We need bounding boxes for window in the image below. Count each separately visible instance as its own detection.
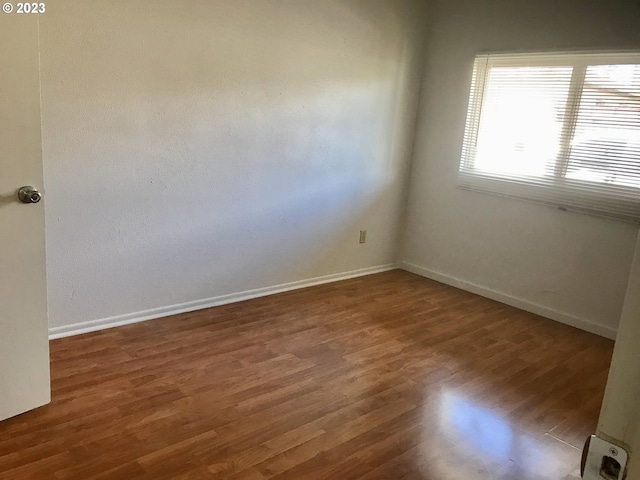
[459,52,640,222]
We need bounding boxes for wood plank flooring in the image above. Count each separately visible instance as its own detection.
[0,270,614,479]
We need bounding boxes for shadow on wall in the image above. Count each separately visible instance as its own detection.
[40,0,423,327]
[0,193,16,209]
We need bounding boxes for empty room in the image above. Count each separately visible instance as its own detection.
[1,0,640,479]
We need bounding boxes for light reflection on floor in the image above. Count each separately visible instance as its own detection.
[416,390,583,479]
[441,392,514,461]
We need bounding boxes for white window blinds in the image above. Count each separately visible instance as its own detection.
[459,52,640,223]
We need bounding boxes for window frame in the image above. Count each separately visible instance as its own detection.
[458,50,640,223]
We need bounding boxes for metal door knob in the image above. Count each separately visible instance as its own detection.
[17,186,42,204]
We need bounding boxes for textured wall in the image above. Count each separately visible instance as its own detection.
[401,0,640,336]
[40,0,425,330]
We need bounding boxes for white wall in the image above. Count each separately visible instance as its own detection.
[40,0,426,334]
[401,0,640,338]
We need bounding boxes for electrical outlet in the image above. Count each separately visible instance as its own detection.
[359,230,367,244]
[582,436,628,480]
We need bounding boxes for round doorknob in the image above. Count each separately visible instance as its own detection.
[17,186,42,204]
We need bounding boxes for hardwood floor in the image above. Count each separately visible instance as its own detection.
[0,270,613,479]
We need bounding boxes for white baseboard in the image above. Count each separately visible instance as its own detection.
[48,264,397,340]
[400,261,618,340]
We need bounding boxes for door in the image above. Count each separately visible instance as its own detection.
[0,12,50,421]
[583,231,640,479]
